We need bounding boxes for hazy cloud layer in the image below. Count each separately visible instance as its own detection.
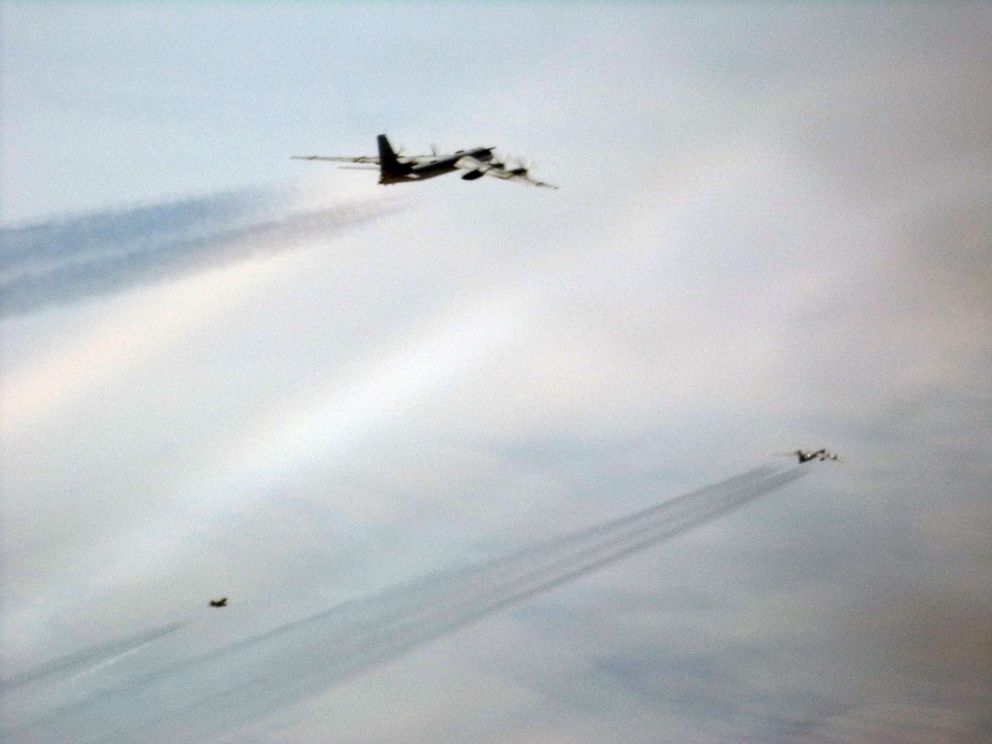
[2,3,990,744]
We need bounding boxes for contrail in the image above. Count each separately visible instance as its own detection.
[0,622,185,692]
[7,467,804,743]
[0,189,404,317]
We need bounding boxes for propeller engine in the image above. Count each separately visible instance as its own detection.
[494,153,531,176]
[506,154,533,176]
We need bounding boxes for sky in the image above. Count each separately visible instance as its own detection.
[1,2,991,742]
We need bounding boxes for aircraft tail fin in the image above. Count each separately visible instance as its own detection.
[377,134,408,177]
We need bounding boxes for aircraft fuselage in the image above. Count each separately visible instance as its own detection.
[380,147,495,184]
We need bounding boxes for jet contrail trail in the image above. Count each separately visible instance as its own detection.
[6,467,804,743]
[0,189,404,317]
[0,191,267,275]
[0,622,185,693]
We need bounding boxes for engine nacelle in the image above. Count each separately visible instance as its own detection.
[461,169,485,181]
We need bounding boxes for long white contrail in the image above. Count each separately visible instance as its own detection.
[7,466,804,743]
[0,189,403,317]
[0,622,185,693]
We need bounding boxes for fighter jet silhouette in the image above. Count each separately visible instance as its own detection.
[209,598,227,608]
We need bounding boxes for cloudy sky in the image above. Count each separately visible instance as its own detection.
[2,2,990,742]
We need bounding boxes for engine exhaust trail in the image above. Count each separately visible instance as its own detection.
[0,189,404,317]
[0,622,185,693]
[8,467,804,743]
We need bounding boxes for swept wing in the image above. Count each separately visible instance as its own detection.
[291,155,381,164]
[455,155,557,189]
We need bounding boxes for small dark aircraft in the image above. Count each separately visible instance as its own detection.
[208,598,227,608]
[292,134,557,189]
[778,449,841,463]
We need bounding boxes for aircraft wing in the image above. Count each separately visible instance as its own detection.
[506,171,558,190]
[290,155,381,164]
[396,154,436,163]
[290,154,435,166]
[455,156,558,189]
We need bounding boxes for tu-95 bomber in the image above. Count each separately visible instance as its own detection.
[293,134,557,189]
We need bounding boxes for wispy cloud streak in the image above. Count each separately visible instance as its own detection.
[8,467,805,743]
[0,190,403,317]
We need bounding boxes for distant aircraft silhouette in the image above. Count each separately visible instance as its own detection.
[777,448,841,464]
[209,598,227,608]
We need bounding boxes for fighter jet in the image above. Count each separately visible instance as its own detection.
[292,134,557,189]
[209,598,227,608]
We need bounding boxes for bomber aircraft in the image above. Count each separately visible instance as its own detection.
[209,597,228,608]
[779,449,842,463]
[292,134,557,189]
